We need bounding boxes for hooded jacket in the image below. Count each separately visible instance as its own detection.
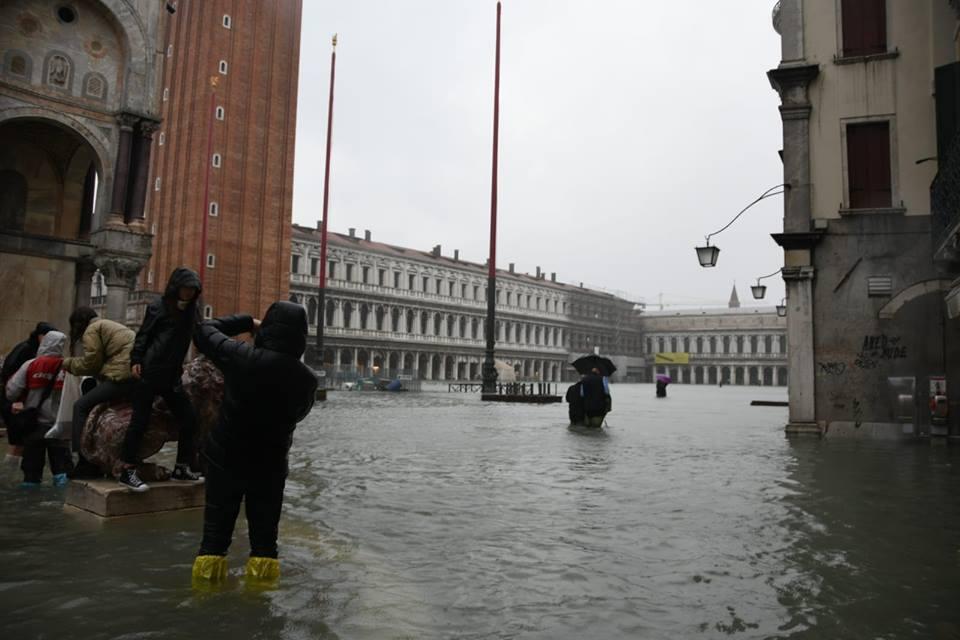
[132,267,202,386]
[193,302,317,469]
[1,322,58,386]
[62,318,135,382]
[5,331,67,427]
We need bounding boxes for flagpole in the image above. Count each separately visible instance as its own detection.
[482,2,502,393]
[316,35,337,362]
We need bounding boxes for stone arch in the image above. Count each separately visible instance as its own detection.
[0,110,112,226]
[359,303,371,329]
[406,308,415,333]
[325,299,336,325]
[43,50,75,92]
[388,352,400,374]
[878,279,952,320]
[307,297,318,325]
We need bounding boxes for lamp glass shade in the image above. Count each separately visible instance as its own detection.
[776,304,787,317]
[751,284,767,299]
[695,245,720,268]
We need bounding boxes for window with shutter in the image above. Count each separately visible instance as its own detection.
[847,121,891,209]
[841,0,886,57]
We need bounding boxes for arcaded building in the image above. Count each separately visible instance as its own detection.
[289,225,646,382]
[142,0,301,318]
[0,0,165,350]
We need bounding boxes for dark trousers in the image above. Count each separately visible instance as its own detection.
[198,461,287,558]
[71,380,134,453]
[121,381,197,465]
[1,400,24,446]
[22,440,73,483]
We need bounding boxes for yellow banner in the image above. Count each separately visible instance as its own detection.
[654,352,690,364]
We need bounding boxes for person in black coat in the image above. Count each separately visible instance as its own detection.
[119,267,203,491]
[580,368,611,427]
[2,322,56,455]
[565,380,585,426]
[191,301,317,583]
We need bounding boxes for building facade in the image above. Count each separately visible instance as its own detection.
[289,225,645,382]
[0,0,166,350]
[141,0,301,319]
[769,0,960,437]
[642,305,788,387]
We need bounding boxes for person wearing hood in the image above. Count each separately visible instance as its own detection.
[119,268,204,492]
[5,331,71,486]
[190,301,317,584]
[2,322,57,460]
[63,307,136,478]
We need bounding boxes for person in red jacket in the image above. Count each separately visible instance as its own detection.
[4,331,70,486]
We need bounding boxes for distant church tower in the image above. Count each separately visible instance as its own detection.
[728,284,741,309]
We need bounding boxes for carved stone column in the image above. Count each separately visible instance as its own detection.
[126,119,160,224]
[95,256,146,322]
[74,257,97,310]
[109,113,138,224]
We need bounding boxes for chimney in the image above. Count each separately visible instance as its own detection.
[432,244,442,257]
[509,263,515,273]
[550,272,556,282]
[348,228,356,238]
[535,266,541,278]
[364,229,371,242]
[316,219,322,231]
[454,249,460,261]
[579,282,584,288]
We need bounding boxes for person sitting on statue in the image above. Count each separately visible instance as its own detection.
[5,331,72,487]
[191,301,317,585]
[63,307,136,479]
[118,267,204,492]
[2,322,57,465]
[580,367,611,427]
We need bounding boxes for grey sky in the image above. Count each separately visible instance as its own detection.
[292,1,785,309]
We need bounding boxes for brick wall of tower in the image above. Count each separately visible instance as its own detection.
[142,0,301,318]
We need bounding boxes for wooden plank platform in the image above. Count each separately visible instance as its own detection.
[481,394,562,404]
[65,478,205,518]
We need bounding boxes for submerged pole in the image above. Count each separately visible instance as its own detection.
[482,2,502,394]
[316,35,338,358]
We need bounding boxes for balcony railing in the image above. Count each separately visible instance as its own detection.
[932,132,960,260]
[312,326,568,354]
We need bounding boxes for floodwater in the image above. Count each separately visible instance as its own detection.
[1,384,959,639]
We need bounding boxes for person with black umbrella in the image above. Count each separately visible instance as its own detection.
[570,355,614,428]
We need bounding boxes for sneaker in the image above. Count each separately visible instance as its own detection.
[172,463,204,482]
[18,481,41,489]
[119,467,150,492]
[52,473,69,487]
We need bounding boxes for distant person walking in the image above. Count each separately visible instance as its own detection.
[580,367,611,427]
[119,268,204,492]
[191,302,317,585]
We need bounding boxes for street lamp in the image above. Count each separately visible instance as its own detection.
[776,297,787,317]
[751,268,782,300]
[695,184,789,268]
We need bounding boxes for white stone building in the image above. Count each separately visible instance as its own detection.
[289,225,644,382]
[641,298,788,387]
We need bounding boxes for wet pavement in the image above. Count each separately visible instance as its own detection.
[1,383,959,639]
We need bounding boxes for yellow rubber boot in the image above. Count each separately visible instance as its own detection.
[191,555,228,588]
[245,556,280,586]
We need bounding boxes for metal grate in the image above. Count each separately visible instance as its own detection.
[867,276,893,297]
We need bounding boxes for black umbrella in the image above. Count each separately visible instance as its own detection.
[571,354,617,376]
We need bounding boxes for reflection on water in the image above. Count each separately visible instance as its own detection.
[1,384,959,639]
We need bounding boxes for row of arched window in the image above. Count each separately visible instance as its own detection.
[647,334,787,355]
[290,295,566,347]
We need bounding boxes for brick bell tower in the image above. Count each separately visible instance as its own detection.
[140,0,302,321]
